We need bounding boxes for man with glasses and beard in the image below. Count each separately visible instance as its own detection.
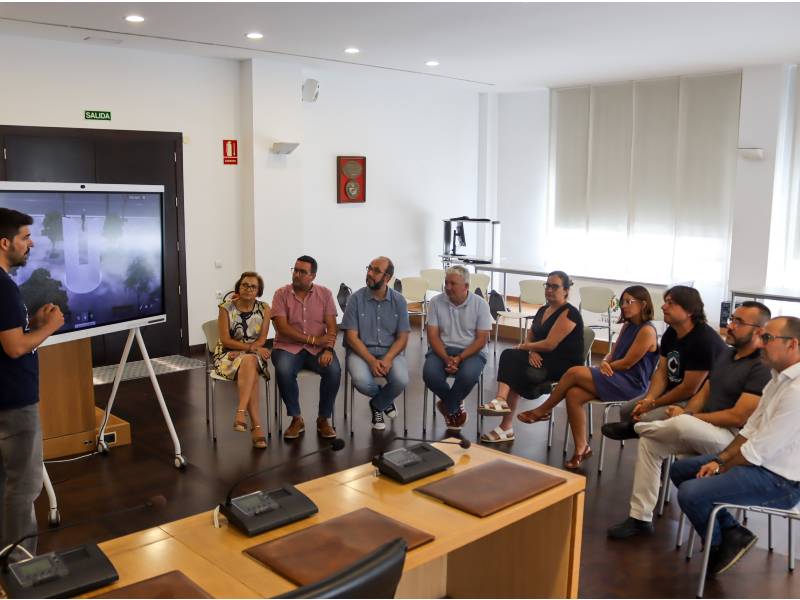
[0,208,64,558]
[607,302,771,540]
[271,255,340,440]
[669,316,800,578]
[340,257,410,430]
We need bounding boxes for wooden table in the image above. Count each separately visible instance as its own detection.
[84,443,586,598]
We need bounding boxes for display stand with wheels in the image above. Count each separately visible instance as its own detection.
[96,326,186,468]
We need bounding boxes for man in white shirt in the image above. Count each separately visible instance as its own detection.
[669,316,800,578]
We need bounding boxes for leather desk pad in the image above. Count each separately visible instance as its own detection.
[96,570,212,598]
[245,507,434,586]
[415,458,566,517]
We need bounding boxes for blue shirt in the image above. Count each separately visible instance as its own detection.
[340,287,410,354]
[0,268,39,410]
[427,292,494,358]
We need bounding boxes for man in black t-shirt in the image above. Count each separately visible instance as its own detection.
[602,285,726,440]
[607,301,771,539]
[0,208,64,557]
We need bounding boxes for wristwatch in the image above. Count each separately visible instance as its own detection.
[322,347,334,354]
[712,455,725,467]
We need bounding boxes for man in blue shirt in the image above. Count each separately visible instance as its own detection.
[341,256,410,430]
[423,265,493,430]
[0,208,64,557]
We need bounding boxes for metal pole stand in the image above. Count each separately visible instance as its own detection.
[96,327,187,469]
[42,464,61,526]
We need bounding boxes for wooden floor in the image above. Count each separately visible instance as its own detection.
[37,329,798,598]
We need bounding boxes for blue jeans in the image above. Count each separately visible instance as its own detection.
[423,346,486,414]
[347,351,408,412]
[671,454,800,546]
[272,349,341,419]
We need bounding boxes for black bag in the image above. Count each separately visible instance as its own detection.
[488,290,506,321]
[337,283,352,312]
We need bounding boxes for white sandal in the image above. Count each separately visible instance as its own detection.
[480,426,515,443]
[478,398,511,416]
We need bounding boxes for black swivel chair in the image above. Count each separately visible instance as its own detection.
[274,538,407,599]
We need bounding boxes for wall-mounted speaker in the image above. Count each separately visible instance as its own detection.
[302,79,319,103]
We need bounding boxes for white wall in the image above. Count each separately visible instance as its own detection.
[728,65,792,292]
[0,35,246,346]
[0,35,482,345]
[248,60,480,303]
[493,90,550,292]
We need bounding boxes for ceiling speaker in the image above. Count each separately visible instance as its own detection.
[302,79,319,103]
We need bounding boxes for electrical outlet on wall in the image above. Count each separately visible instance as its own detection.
[215,290,223,300]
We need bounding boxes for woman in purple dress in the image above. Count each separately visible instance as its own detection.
[518,285,659,468]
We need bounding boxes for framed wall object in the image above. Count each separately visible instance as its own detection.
[337,156,366,203]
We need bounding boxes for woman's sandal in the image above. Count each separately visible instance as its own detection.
[251,425,267,449]
[478,398,512,416]
[565,446,592,469]
[233,409,248,432]
[480,426,515,443]
[517,409,551,424]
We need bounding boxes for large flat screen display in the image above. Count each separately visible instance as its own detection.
[0,182,166,345]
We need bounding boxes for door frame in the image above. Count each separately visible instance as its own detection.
[0,124,189,356]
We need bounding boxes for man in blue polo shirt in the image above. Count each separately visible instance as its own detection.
[0,208,64,557]
[423,265,493,430]
[341,256,410,430]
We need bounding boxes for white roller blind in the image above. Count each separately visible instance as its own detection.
[587,83,633,232]
[552,87,589,230]
[549,71,741,300]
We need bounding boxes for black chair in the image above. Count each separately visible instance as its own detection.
[393,279,403,293]
[274,538,407,599]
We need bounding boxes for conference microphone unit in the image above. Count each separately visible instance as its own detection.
[0,495,167,599]
[372,435,469,484]
[220,438,345,537]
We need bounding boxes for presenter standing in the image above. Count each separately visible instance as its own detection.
[0,209,64,557]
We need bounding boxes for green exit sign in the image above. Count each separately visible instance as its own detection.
[84,110,111,121]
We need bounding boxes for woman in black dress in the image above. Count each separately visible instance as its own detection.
[479,271,584,443]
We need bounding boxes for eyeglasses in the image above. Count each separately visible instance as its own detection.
[728,316,760,328]
[543,283,562,290]
[366,265,385,275]
[760,333,795,344]
[291,267,311,276]
[620,299,641,306]
[240,283,259,291]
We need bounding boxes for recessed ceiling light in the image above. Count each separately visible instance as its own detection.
[344,47,360,54]
[425,60,440,67]
[246,32,264,40]
[125,15,144,23]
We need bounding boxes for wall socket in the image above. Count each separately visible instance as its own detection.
[216,290,223,300]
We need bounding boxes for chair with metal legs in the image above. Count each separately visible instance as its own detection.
[202,319,272,443]
[422,372,484,439]
[343,368,408,437]
[692,503,800,597]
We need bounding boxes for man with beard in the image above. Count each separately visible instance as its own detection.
[0,208,64,557]
[340,257,409,430]
[607,302,771,539]
[271,255,340,440]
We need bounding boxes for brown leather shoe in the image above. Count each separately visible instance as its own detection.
[316,417,336,439]
[283,416,305,439]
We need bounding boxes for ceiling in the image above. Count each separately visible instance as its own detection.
[1,2,799,91]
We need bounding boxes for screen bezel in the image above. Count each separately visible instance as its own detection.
[0,181,167,346]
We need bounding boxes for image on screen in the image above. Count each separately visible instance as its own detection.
[0,189,164,337]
